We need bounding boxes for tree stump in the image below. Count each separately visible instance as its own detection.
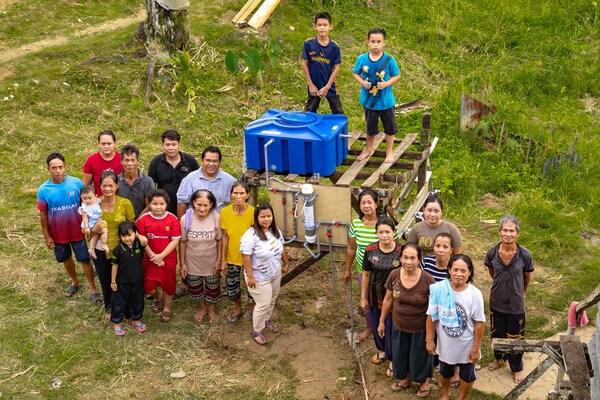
[145,0,190,52]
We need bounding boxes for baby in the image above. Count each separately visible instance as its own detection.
[80,184,109,258]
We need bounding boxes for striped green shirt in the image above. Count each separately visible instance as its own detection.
[348,218,378,274]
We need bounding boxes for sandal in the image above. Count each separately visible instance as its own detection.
[160,310,172,322]
[265,320,279,333]
[251,331,267,345]
[450,379,460,388]
[386,366,394,378]
[90,293,102,304]
[64,284,79,297]
[417,386,430,398]
[371,352,385,365]
[114,324,126,336]
[227,312,243,324]
[391,381,411,391]
[131,321,147,333]
[151,300,163,313]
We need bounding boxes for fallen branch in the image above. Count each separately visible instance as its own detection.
[145,59,156,104]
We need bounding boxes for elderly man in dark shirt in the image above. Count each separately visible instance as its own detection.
[485,215,534,385]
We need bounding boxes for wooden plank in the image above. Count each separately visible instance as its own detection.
[504,357,555,400]
[284,173,299,182]
[269,181,351,246]
[418,113,431,191]
[560,335,592,400]
[232,0,262,23]
[341,158,415,170]
[396,184,429,237]
[336,134,386,186]
[362,133,417,188]
[591,313,600,400]
[281,251,328,286]
[330,171,404,185]
[248,0,280,28]
[576,283,600,315]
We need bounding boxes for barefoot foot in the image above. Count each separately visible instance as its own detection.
[513,371,523,384]
[487,359,505,372]
[208,310,220,324]
[195,309,207,322]
[88,247,97,259]
[357,149,374,161]
[355,328,372,342]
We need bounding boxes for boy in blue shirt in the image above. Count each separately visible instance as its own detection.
[353,27,401,163]
[301,12,344,114]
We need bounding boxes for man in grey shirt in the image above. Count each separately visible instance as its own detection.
[484,215,534,385]
[118,144,155,218]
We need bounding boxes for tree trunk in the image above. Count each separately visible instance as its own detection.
[145,0,190,52]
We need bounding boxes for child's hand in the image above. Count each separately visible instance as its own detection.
[308,83,318,96]
[376,81,388,90]
[363,79,372,90]
[111,282,117,292]
[84,228,91,235]
[317,85,330,97]
[151,253,165,265]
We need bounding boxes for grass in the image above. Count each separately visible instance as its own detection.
[0,0,598,398]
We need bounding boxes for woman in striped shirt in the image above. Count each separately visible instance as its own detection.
[344,189,383,342]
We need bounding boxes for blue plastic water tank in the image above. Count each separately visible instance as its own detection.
[244,110,348,176]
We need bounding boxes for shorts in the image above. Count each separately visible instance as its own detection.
[54,239,91,264]
[186,274,221,303]
[143,262,177,296]
[364,106,398,136]
[439,361,477,384]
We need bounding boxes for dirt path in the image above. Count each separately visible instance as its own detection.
[0,7,145,65]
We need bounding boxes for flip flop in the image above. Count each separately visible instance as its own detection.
[90,293,102,304]
[131,321,147,333]
[265,321,279,333]
[251,331,267,345]
[371,352,385,365]
[114,324,126,336]
[450,379,460,388]
[227,312,243,324]
[151,300,163,313]
[64,284,79,297]
[386,366,394,378]
[417,386,430,398]
[172,287,186,300]
[160,310,172,322]
[391,381,411,391]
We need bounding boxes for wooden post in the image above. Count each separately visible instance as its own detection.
[417,113,431,191]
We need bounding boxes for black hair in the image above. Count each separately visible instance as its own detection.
[120,144,140,160]
[422,193,443,211]
[252,202,281,241]
[98,130,116,142]
[161,129,181,142]
[357,189,383,219]
[376,215,396,232]
[314,12,332,24]
[401,242,422,262]
[118,220,137,237]
[202,145,222,161]
[99,170,118,185]
[448,254,475,283]
[46,152,65,165]
[190,189,216,212]
[434,232,454,248]
[368,27,386,39]
[80,185,95,196]
[230,180,251,194]
[145,188,170,206]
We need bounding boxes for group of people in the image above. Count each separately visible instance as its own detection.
[345,191,534,399]
[36,12,535,396]
[37,130,288,345]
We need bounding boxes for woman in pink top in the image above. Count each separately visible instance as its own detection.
[83,130,123,194]
[179,189,223,324]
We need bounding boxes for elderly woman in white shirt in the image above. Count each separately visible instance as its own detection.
[240,202,289,345]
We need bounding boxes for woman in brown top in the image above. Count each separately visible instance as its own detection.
[378,243,435,398]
